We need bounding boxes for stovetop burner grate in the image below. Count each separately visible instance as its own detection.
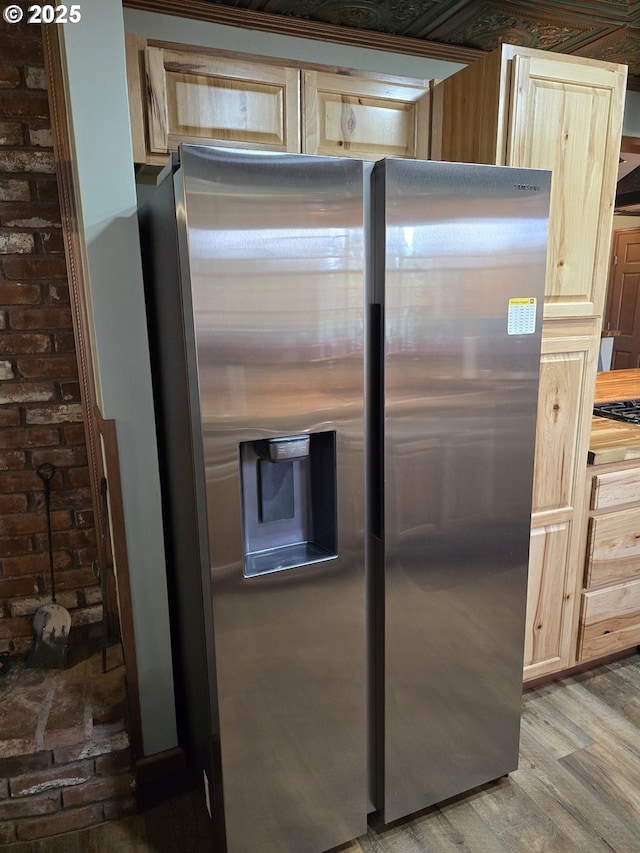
[593,398,640,426]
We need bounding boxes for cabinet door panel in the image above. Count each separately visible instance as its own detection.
[145,47,300,154]
[507,55,626,319]
[303,71,429,160]
[524,521,570,674]
[532,324,599,513]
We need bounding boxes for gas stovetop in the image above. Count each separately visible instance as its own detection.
[593,399,640,426]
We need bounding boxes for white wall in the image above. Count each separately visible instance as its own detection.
[61,0,176,756]
[623,91,640,136]
[122,8,464,80]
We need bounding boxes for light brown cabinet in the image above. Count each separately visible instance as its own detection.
[126,36,431,165]
[302,70,429,160]
[432,45,627,680]
[579,457,640,661]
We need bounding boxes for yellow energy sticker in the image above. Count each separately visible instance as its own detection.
[507,297,537,335]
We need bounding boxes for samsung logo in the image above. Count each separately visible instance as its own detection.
[514,184,540,191]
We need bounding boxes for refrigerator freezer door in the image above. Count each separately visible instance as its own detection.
[373,159,550,822]
[179,146,367,853]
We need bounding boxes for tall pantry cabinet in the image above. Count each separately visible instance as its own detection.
[432,45,627,680]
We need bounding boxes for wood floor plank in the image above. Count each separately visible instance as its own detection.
[436,790,512,853]
[543,677,640,761]
[517,726,640,853]
[467,775,584,853]
[519,694,594,759]
[560,742,640,829]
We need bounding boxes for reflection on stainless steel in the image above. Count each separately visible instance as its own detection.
[372,159,550,822]
[141,146,367,853]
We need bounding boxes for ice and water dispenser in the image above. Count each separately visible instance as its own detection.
[239,431,337,577]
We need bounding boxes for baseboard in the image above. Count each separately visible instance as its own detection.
[135,746,190,810]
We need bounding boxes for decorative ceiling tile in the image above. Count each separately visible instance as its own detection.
[257,0,442,36]
[575,25,640,76]
[420,1,615,52]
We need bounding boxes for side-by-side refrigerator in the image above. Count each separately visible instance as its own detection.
[139,145,550,853]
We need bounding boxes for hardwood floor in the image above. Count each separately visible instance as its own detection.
[2,653,639,852]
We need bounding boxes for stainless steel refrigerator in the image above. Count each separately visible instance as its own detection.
[139,146,550,853]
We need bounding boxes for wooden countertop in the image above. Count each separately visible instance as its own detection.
[589,369,640,464]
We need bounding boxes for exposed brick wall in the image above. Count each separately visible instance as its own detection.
[0,10,100,655]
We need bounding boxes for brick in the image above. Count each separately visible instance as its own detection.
[103,795,137,821]
[62,424,85,444]
[94,750,132,778]
[0,381,56,403]
[0,536,33,557]
[0,408,20,426]
[2,203,61,228]
[0,791,60,820]
[47,282,69,303]
[60,381,81,401]
[0,493,28,513]
[0,64,20,89]
[0,426,60,449]
[26,403,83,424]
[74,509,94,529]
[36,180,58,202]
[29,127,53,147]
[0,310,6,328]
[50,488,92,512]
[10,759,94,799]
[0,178,30,201]
[0,332,51,353]
[1,549,72,576]
[0,470,38,493]
[0,449,25,470]
[10,307,71,330]
[0,359,14,379]
[54,331,76,353]
[0,615,32,639]
[0,752,52,780]
[76,546,98,565]
[67,467,90,487]
[0,34,43,65]
[0,574,39,598]
[47,568,96,592]
[0,94,49,120]
[0,232,35,253]
[0,281,41,303]
[42,231,64,253]
[17,355,78,379]
[3,255,66,279]
[0,150,54,174]
[10,591,77,617]
[63,773,135,809]
[25,66,47,90]
[54,730,129,765]
[70,605,102,627]
[16,803,104,842]
[0,778,7,798]
[31,447,87,468]
[45,527,95,551]
[0,509,69,536]
[0,823,16,844]
[0,120,22,145]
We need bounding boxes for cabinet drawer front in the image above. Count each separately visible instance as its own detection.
[578,579,640,660]
[586,509,640,587]
[591,468,640,510]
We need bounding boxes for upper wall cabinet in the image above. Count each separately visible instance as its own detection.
[433,45,627,320]
[302,70,429,160]
[140,44,301,157]
[126,36,431,166]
